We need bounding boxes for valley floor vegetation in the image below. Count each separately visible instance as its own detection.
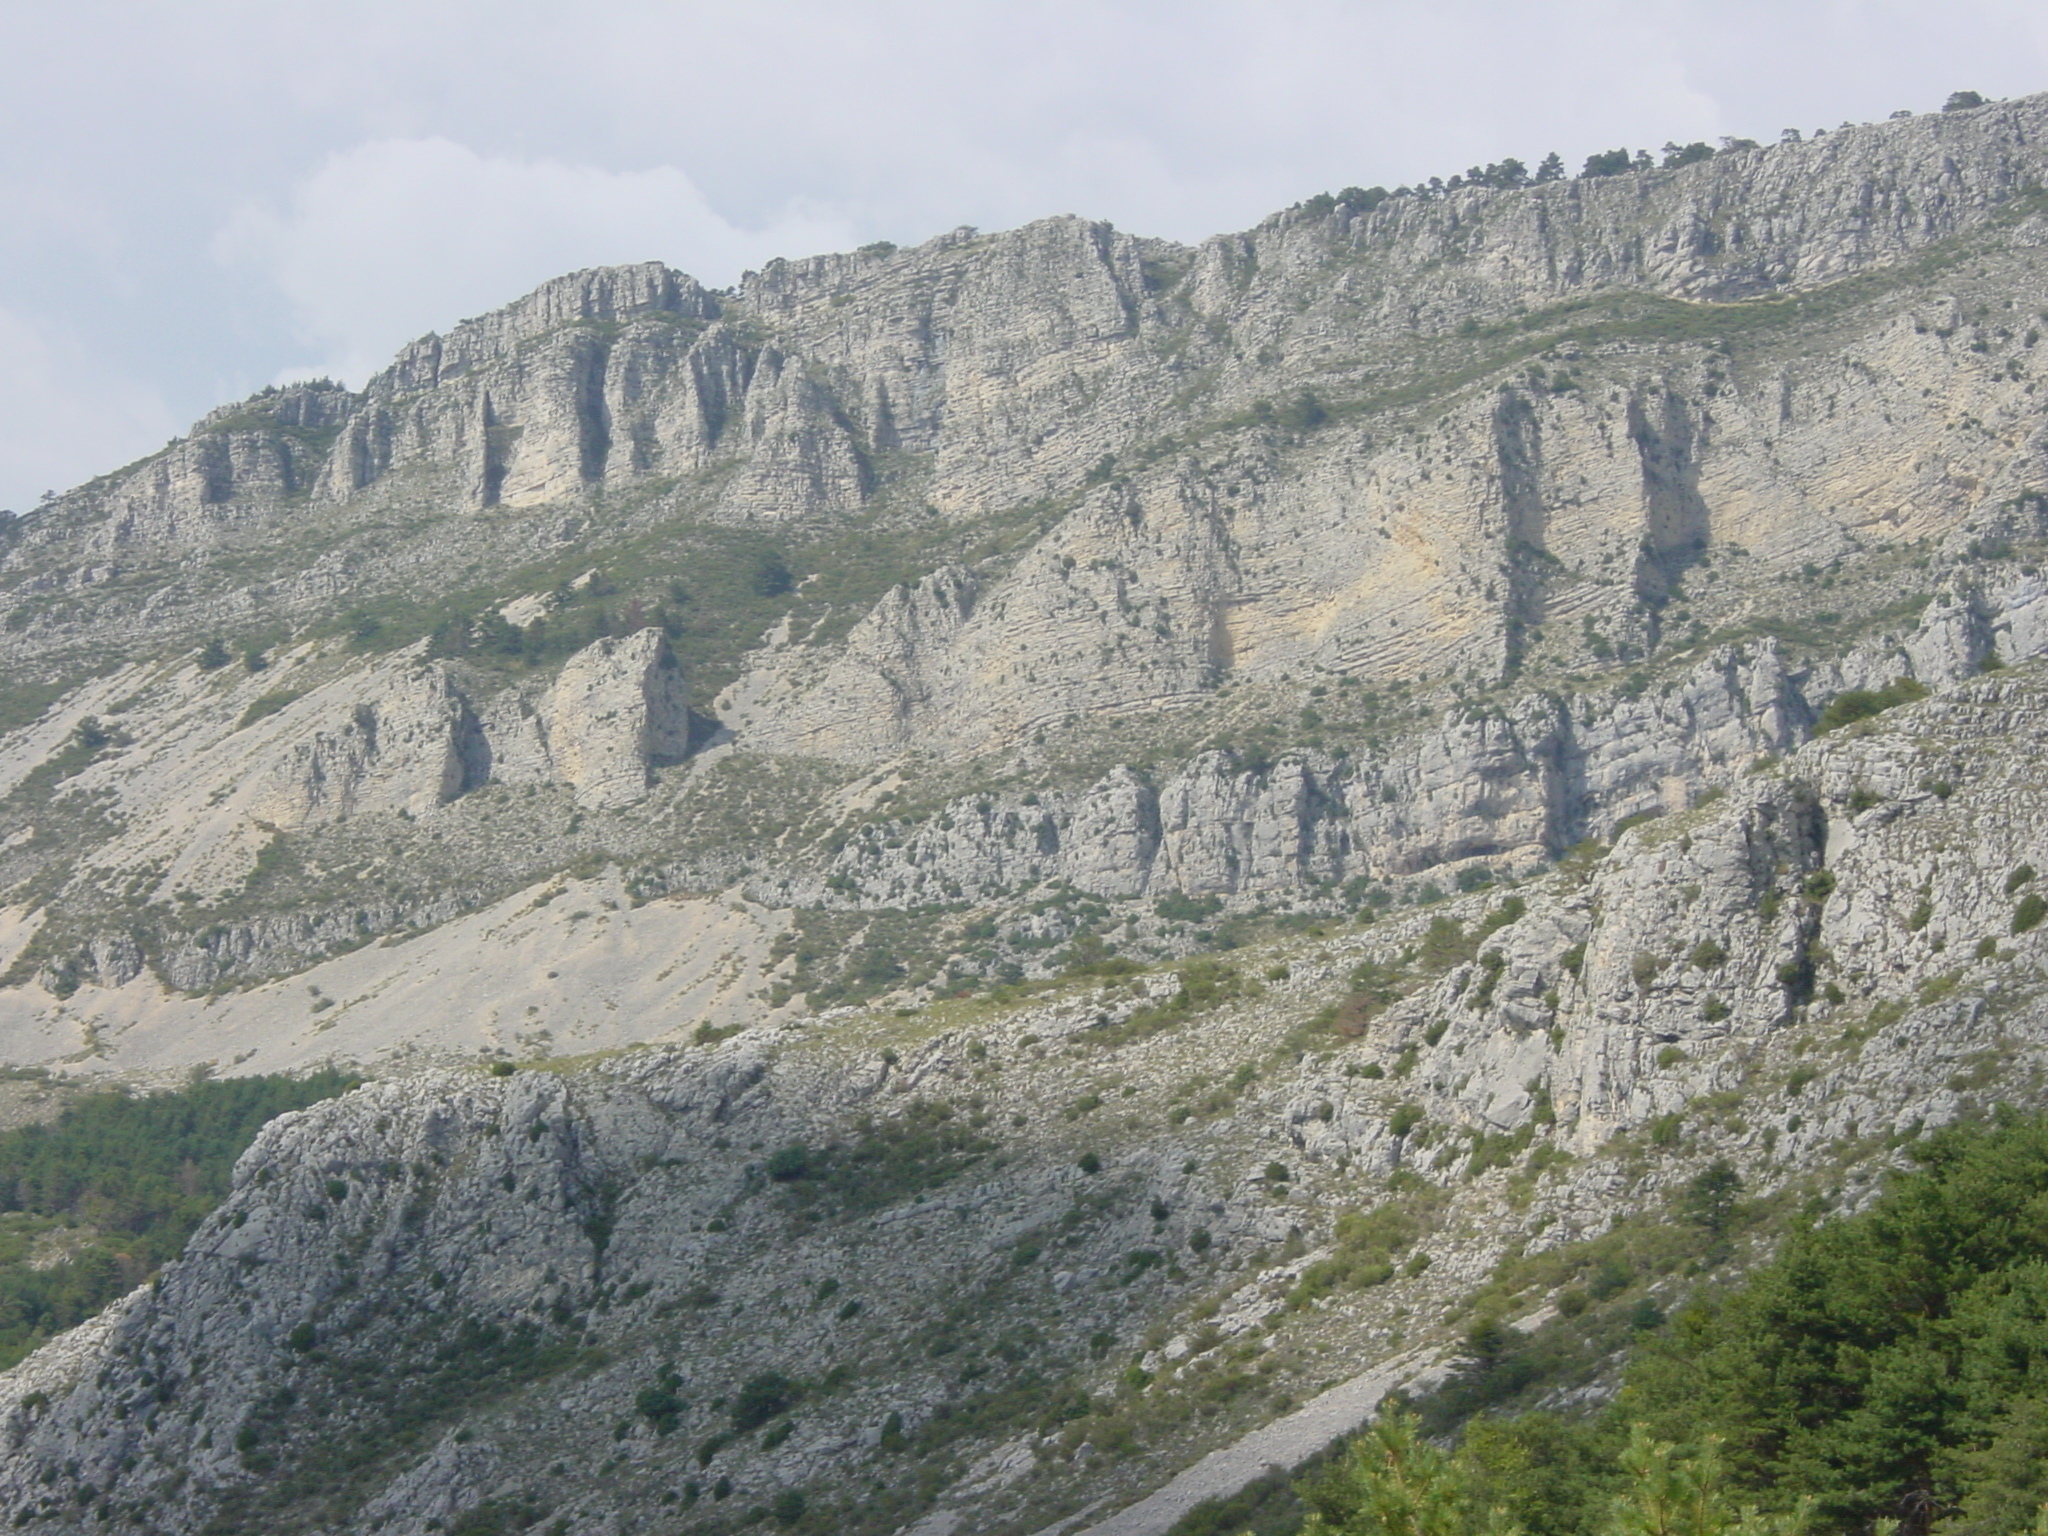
[0,1070,354,1370]
[1177,1111,2048,1536]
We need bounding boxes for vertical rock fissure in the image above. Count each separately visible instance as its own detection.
[575,338,613,485]
[476,391,507,508]
[1628,387,1712,636]
[1494,388,1550,677]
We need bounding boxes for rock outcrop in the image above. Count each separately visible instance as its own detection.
[541,628,690,808]
[1,661,2047,1533]
[9,99,2048,1533]
[7,100,2048,723]
[252,663,484,829]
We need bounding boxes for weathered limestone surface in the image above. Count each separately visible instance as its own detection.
[799,574,2048,909]
[3,664,2048,1534]
[10,99,2048,737]
[8,101,2048,1536]
[542,628,689,809]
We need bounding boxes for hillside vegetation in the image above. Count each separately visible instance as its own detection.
[0,1071,354,1370]
[1194,1112,2048,1536]
[5,91,2048,1536]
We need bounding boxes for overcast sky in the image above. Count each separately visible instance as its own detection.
[1,0,2044,513]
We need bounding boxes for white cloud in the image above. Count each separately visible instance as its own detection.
[0,305,175,516]
[215,138,855,384]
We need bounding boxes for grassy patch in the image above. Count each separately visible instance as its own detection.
[236,688,305,729]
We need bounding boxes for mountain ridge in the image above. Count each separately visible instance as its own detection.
[0,90,2047,1536]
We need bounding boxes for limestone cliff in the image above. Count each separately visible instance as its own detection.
[4,97,2048,1031]
[3,95,2048,1535]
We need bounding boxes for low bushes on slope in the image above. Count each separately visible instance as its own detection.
[767,1097,997,1216]
[1814,676,1930,734]
[1187,1111,2048,1536]
[0,1069,355,1369]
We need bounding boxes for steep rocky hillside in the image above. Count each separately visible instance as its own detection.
[0,93,2046,1536]
[3,667,2048,1534]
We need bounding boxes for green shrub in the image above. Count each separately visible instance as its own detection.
[1688,938,1728,970]
[1677,1160,1742,1235]
[1918,971,1963,1006]
[1420,916,1476,971]
[2014,892,2048,935]
[777,1100,992,1214]
[1476,896,1526,940]
[765,1145,811,1181]
[236,688,304,729]
[1468,951,1508,1011]
[635,1371,686,1436]
[1288,1199,1434,1308]
[1815,676,1929,734]
[1099,957,1250,1042]
[1587,1258,1634,1302]
[1154,892,1224,923]
[730,1372,796,1432]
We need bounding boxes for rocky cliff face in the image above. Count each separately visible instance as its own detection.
[542,628,691,809]
[2,94,2048,1536]
[10,99,2048,695]
[0,667,2045,1535]
[3,96,2047,1023]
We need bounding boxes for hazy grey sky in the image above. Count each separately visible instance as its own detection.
[2,0,2044,512]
